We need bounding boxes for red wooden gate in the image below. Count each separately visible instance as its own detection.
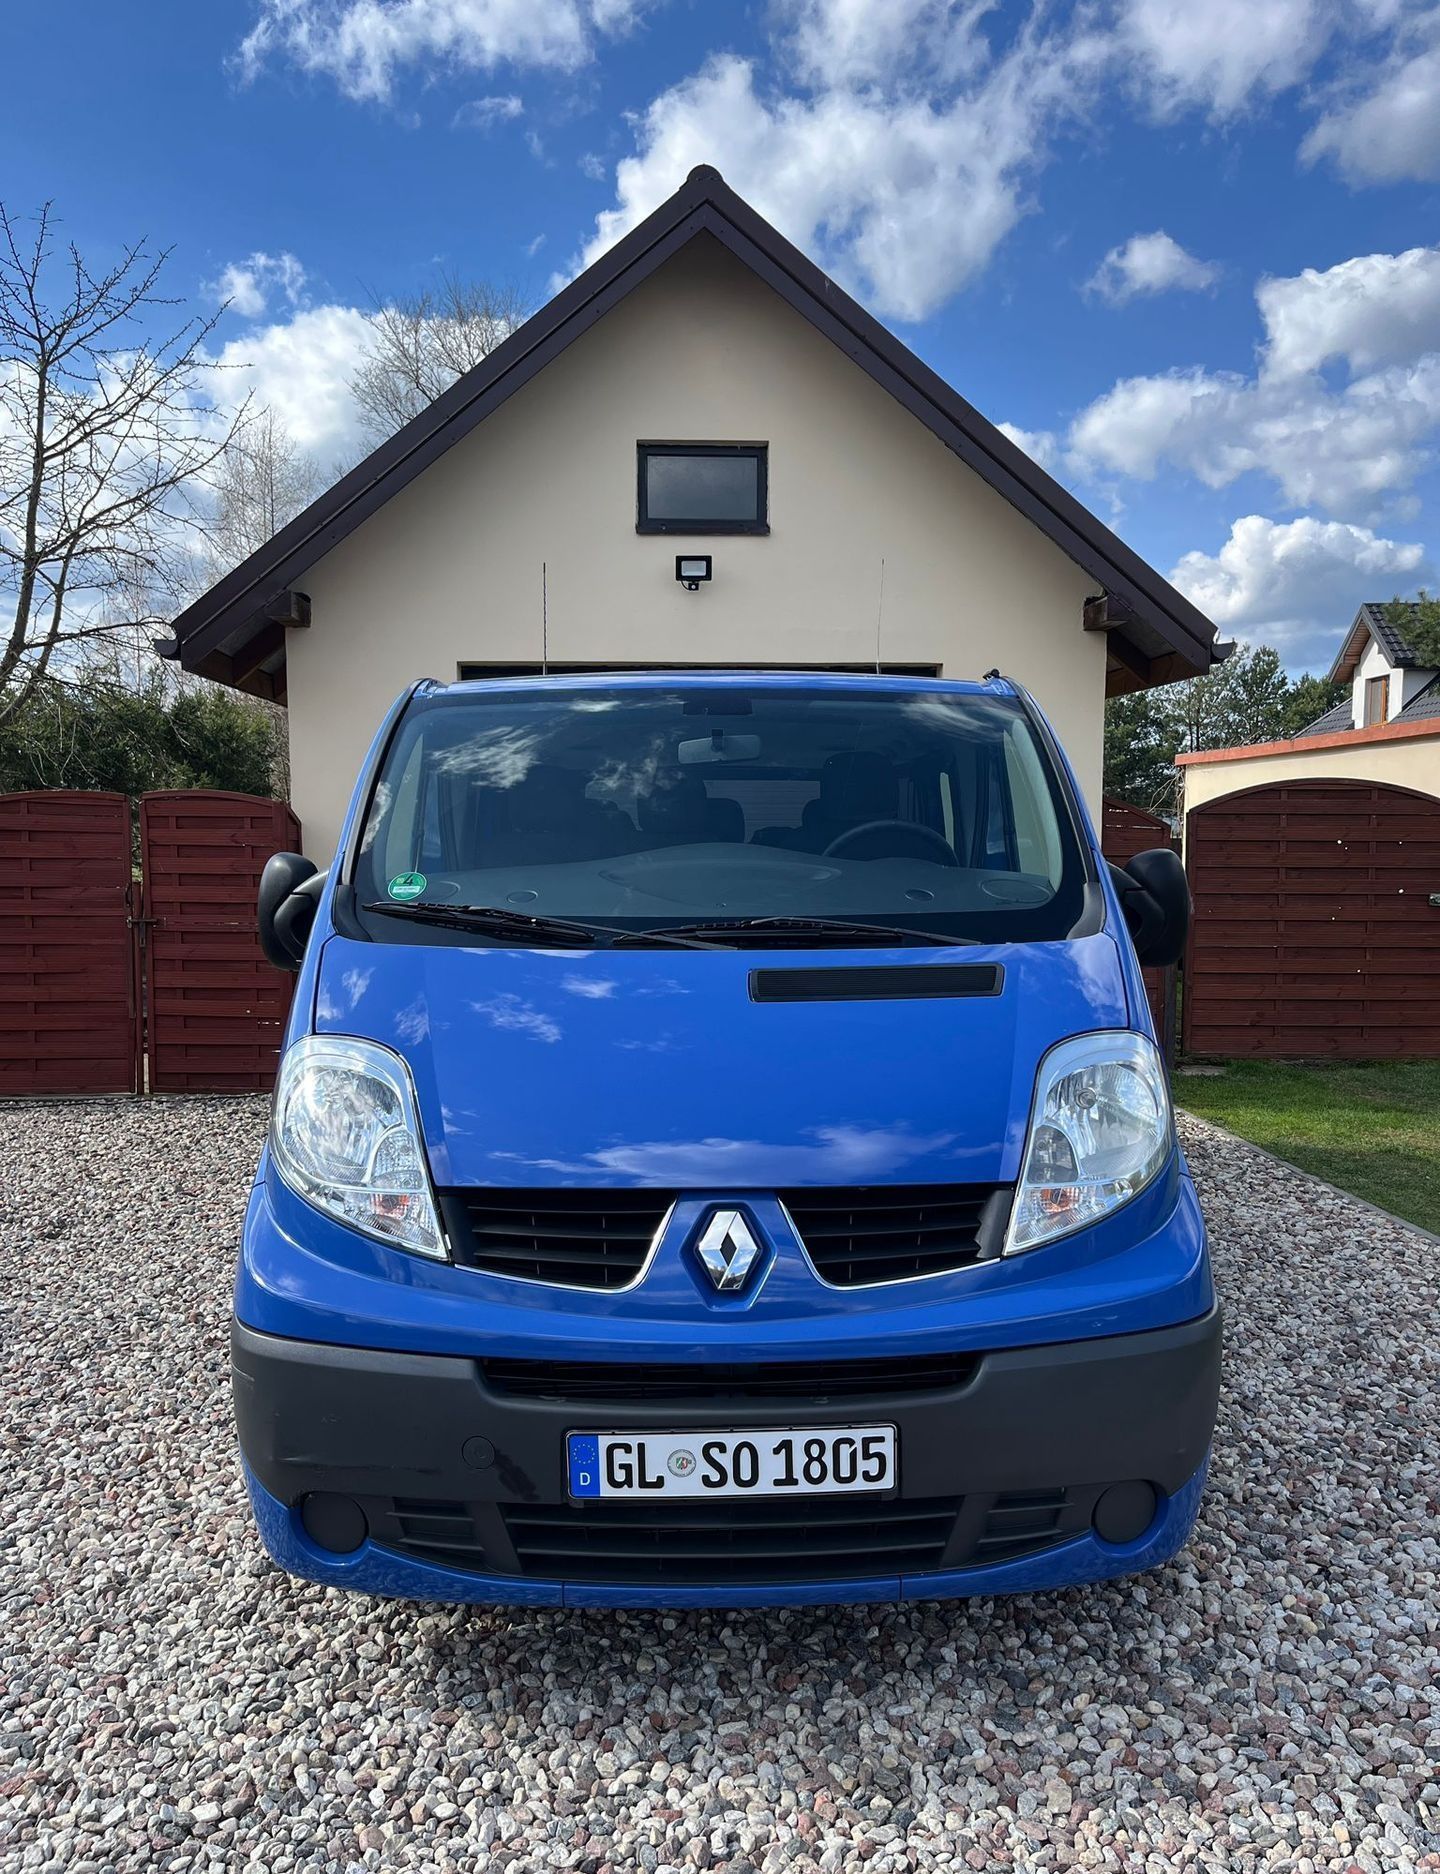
[1101,796,1179,1058]
[139,791,301,1091]
[1183,779,1440,1058]
[0,791,140,1094]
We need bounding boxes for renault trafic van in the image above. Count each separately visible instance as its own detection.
[236,671,1219,1608]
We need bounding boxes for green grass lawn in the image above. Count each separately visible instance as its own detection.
[1176,1060,1440,1237]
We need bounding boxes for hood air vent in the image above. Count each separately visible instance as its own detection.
[749,964,1003,1003]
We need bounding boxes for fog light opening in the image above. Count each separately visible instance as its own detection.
[1092,1481,1159,1546]
[299,1492,369,1554]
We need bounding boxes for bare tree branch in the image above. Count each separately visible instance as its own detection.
[0,199,250,728]
[347,270,527,446]
[204,407,323,573]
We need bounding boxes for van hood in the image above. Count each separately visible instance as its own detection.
[313,935,1130,1189]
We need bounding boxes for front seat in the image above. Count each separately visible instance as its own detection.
[637,774,745,846]
[755,752,899,852]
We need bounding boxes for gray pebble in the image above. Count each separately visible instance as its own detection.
[1,1101,1436,1872]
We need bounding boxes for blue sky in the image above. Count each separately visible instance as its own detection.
[8,0,1440,672]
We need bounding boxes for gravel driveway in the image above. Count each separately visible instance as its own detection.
[2,1100,1437,1873]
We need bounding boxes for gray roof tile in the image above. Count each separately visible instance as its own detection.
[1293,698,1354,737]
[1361,601,1424,665]
[1398,674,1440,722]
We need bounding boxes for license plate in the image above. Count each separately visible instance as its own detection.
[566,1426,897,1499]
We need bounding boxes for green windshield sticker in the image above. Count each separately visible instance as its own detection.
[387,871,427,902]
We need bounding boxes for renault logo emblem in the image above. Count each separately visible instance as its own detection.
[694,1208,762,1292]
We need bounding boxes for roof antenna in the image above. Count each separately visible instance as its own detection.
[541,560,549,676]
[875,556,886,675]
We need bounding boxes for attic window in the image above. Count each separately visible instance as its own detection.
[638,444,768,535]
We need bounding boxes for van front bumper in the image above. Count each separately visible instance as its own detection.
[232,1304,1222,1609]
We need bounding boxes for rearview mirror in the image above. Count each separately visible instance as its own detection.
[1109,847,1190,968]
[258,852,324,971]
[678,730,761,765]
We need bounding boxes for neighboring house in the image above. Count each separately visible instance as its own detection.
[1308,601,1440,735]
[1180,602,1440,816]
[164,166,1222,860]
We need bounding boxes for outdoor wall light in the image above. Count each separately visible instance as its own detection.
[676,554,713,592]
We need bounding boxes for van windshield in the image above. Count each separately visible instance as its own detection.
[353,684,1089,945]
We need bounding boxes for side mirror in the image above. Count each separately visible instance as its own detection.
[1109,847,1190,968]
[258,852,324,971]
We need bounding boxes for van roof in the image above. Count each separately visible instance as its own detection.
[424,670,1016,700]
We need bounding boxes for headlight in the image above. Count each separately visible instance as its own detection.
[1005,1031,1172,1255]
[270,1035,447,1258]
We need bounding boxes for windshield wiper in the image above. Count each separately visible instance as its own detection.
[363,903,961,950]
[362,902,721,949]
[612,914,968,949]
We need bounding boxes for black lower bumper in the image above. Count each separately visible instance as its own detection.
[232,1309,1222,1587]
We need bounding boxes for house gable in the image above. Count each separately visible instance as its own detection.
[163,165,1219,705]
[283,233,1120,846]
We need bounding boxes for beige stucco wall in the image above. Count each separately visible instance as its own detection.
[287,234,1103,861]
[1181,730,1440,824]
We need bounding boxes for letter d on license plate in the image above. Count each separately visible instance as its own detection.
[567,1427,896,1499]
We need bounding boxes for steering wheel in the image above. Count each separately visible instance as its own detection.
[823,820,959,866]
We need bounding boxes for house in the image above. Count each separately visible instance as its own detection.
[1309,602,1440,735]
[164,166,1222,860]
[1179,601,1440,818]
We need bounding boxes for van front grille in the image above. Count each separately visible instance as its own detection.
[972,1488,1072,1563]
[781,1184,1007,1285]
[501,1494,961,1584]
[437,1185,1008,1290]
[437,1188,674,1289]
[364,1487,1085,1586]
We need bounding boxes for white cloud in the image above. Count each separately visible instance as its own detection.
[1302,23,1440,183]
[572,21,1111,323]
[1070,356,1440,513]
[1086,230,1220,304]
[777,0,994,89]
[237,0,651,102]
[208,251,308,319]
[996,421,1062,474]
[1169,514,1429,658]
[228,0,1440,340]
[1066,241,1440,515]
[1118,0,1339,118]
[568,1,1427,325]
[451,92,524,128]
[1259,246,1440,378]
[587,0,649,27]
[213,304,374,462]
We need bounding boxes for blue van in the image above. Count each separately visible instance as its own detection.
[238,671,1219,1609]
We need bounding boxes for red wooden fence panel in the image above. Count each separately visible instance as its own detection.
[1100,796,1179,1058]
[140,791,301,1092]
[0,791,139,1094]
[1183,778,1440,1058]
